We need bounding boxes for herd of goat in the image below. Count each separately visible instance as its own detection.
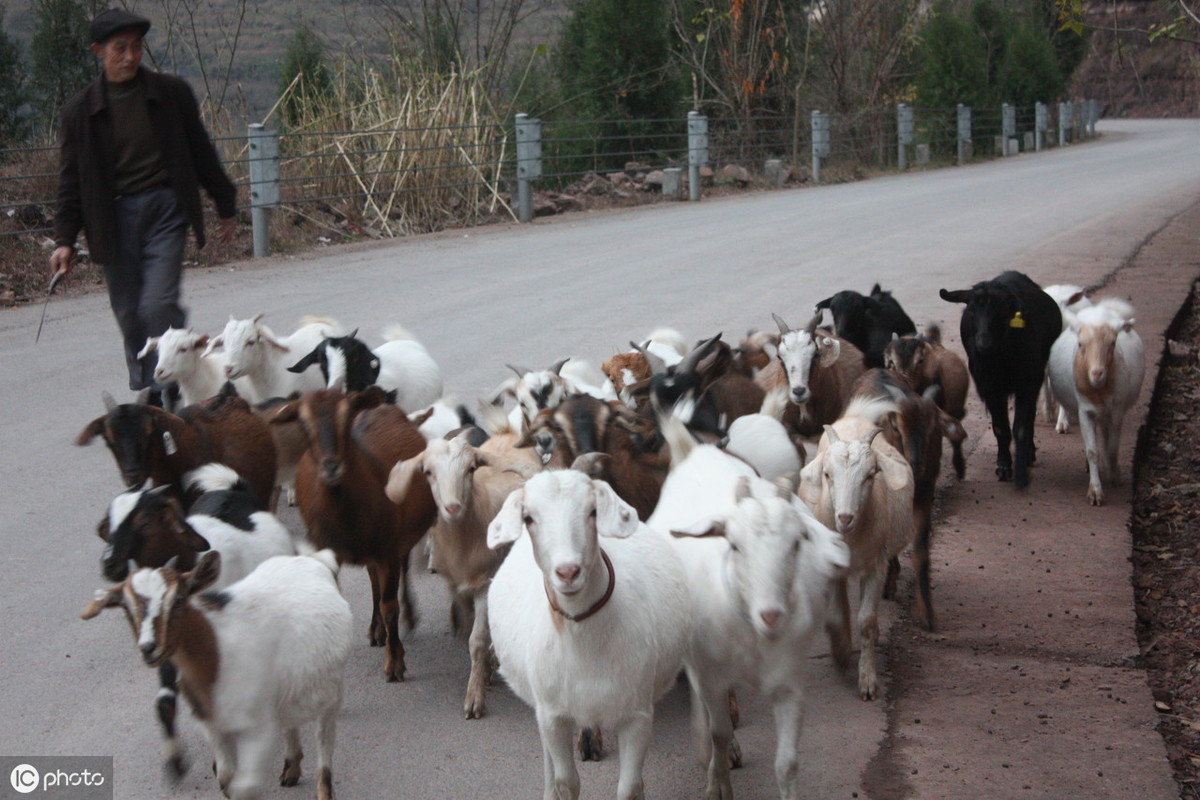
[74,269,1147,800]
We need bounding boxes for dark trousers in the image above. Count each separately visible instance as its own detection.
[102,185,189,390]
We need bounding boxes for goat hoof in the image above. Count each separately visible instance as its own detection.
[1014,471,1030,489]
[995,466,1012,482]
[163,753,188,783]
[727,736,743,770]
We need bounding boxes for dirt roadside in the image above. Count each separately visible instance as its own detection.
[864,202,1200,799]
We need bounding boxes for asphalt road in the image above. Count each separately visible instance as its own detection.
[2,118,1197,799]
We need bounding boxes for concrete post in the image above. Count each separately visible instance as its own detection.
[1059,102,1072,147]
[661,167,683,199]
[687,111,709,202]
[811,110,830,183]
[515,113,542,223]
[1035,102,1047,151]
[957,104,972,165]
[897,103,914,171]
[248,123,280,259]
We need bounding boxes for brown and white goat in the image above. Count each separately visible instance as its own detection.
[82,550,352,800]
[798,396,916,700]
[850,369,939,630]
[883,325,970,478]
[385,430,537,718]
[274,387,437,682]
[1048,298,1146,505]
[77,384,277,510]
[755,312,866,438]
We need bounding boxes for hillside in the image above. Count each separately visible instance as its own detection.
[1068,0,1200,117]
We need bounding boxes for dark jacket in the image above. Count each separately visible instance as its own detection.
[54,68,237,265]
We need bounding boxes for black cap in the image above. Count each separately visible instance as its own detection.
[90,9,151,44]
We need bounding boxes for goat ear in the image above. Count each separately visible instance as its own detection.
[798,455,823,499]
[271,400,300,425]
[877,446,913,492]
[350,386,388,413]
[669,516,727,539]
[80,586,124,620]
[184,551,222,597]
[939,288,970,304]
[814,296,832,310]
[76,417,106,446]
[571,452,609,478]
[592,480,638,539]
[136,388,152,406]
[202,335,223,356]
[816,336,842,368]
[96,516,111,542]
[487,488,526,548]
[385,454,424,505]
[288,347,320,373]
[137,337,159,359]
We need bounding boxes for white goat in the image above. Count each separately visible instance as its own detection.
[486,464,690,800]
[1041,284,1094,431]
[798,396,915,701]
[138,327,232,407]
[83,549,353,800]
[1048,298,1146,505]
[385,430,536,719]
[649,431,848,800]
[207,314,341,403]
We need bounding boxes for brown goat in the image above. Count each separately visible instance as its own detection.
[274,387,436,682]
[77,384,276,509]
[882,325,970,478]
[251,392,306,511]
[518,395,668,521]
[850,369,940,630]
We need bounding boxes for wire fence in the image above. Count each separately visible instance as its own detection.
[0,100,1097,251]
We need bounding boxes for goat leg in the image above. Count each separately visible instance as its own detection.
[156,660,188,781]
[984,395,1014,482]
[366,565,385,646]
[279,728,302,786]
[1012,391,1039,488]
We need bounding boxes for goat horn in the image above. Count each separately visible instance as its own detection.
[804,312,823,336]
[823,424,841,444]
[505,364,530,378]
[102,391,118,413]
[772,313,791,335]
[676,333,721,376]
[549,357,570,376]
[860,427,883,446]
[629,341,666,376]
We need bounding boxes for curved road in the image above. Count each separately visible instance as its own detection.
[1,118,1197,798]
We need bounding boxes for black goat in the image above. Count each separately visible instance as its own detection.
[815,284,917,368]
[940,270,1061,488]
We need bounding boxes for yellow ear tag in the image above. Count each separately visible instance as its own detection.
[1009,311,1026,329]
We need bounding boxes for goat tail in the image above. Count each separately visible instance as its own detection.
[923,323,942,344]
[476,397,514,437]
[1094,296,1135,321]
[656,403,697,468]
[184,463,249,495]
[842,396,898,426]
[295,540,342,577]
[298,315,342,333]
[381,324,418,343]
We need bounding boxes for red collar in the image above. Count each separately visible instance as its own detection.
[545,549,615,623]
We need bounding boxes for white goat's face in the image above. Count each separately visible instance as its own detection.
[777,330,820,405]
[152,328,209,384]
[521,471,601,596]
[820,438,878,536]
[125,567,178,666]
[219,317,274,380]
[1074,322,1119,390]
[421,437,479,522]
[725,493,806,639]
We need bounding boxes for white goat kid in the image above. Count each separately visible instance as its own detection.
[208,314,340,403]
[798,397,915,701]
[650,440,848,800]
[1048,298,1146,506]
[82,549,352,800]
[487,465,690,800]
[138,327,230,406]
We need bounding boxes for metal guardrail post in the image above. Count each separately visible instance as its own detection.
[1035,102,1047,152]
[811,110,830,183]
[897,103,914,171]
[247,123,280,259]
[1001,103,1016,155]
[687,111,708,202]
[515,113,542,223]
[956,104,971,165]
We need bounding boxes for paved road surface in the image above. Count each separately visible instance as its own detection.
[1,118,1196,799]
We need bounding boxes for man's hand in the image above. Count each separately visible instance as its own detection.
[49,246,76,279]
[216,216,236,244]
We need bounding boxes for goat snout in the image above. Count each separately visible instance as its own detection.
[790,387,810,405]
[555,564,582,591]
[319,459,345,486]
[1089,366,1107,387]
[836,512,856,532]
[442,502,464,520]
[102,559,129,583]
[140,641,163,666]
[758,608,783,635]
